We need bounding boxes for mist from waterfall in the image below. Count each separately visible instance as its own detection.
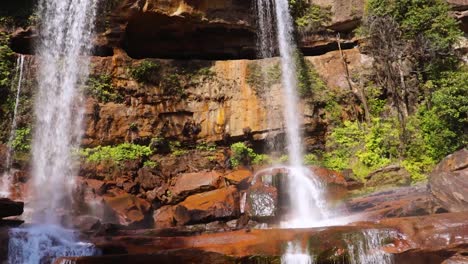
[0,55,25,198]
[8,0,100,263]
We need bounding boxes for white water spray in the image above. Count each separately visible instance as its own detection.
[1,55,25,198]
[8,0,99,263]
[281,241,314,264]
[347,229,395,264]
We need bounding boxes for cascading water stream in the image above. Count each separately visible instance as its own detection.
[8,0,100,263]
[255,0,329,229]
[0,55,25,198]
[346,229,395,264]
[254,0,336,263]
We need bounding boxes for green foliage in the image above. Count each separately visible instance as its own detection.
[169,141,188,156]
[431,70,468,143]
[295,54,328,100]
[129,60,160,83]
[230,142,256,167]
[303,153,320,166]
[356,118,399,168]
[80,143,152,164]
[86,74,122,103]
[323,121,364,171]
[0,33,14,89]
[252,154,272,165]
[365,0,462,79]
[143,160,159,169]
[196,141,217,152]
[289,0,331,33]
[11,127,31,152]
[323,119,401,179]
[230,142,270,167]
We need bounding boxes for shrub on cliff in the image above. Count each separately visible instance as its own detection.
[129,60,160,83]
[80,143,152,164]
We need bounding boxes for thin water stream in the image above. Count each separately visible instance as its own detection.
[0,55,25,198]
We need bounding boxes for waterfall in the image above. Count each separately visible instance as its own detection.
[347,229,395,264]
[281,241,314,264]
[254,0,329,228]
[30,0,97,223]
[0,55,25,198]
[8,0,100,263]
[254,0,332,262]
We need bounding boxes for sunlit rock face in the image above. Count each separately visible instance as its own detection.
[429,149,468,212]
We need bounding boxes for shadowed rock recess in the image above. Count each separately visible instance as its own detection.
[0,0,467,263]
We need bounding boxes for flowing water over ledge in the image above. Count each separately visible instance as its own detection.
[8,225,99,264]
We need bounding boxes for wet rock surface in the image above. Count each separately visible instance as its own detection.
[80,212,468,264]
[345,184,439,220]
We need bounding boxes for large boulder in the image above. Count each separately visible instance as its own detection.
[365,165,412,188]
[167,171,223,204]
[429,149,468,212]
[345,184,439,220]
[153,186,239,227]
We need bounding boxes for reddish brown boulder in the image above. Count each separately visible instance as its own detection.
[102,188,152,227]
[345,184,438,220]
[309,166,347,187]
[135,167,165,191]
[168,171,223,204]
[153,205,176,228]
[429,149,468,212]
[154,186,240,227]
[223,169,253,185]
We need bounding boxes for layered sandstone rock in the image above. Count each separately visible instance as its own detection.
[429,149,468,212]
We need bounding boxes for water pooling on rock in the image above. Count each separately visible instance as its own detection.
[8,0,99,263]
[0,55,25,198]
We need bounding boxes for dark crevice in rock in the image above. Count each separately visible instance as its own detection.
[9,27,115,57]
[122,11,257,60]
[301,40,357,57]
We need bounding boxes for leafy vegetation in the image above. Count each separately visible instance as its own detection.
[86,74,122,103]
[0,33,14,91]
[11,127,31,152]
[289,1,332,33]
[129,60,161,83]
[230,142,271,167]
[295,54,328,100]
[80,143,152,164]
[320,0,466,182]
